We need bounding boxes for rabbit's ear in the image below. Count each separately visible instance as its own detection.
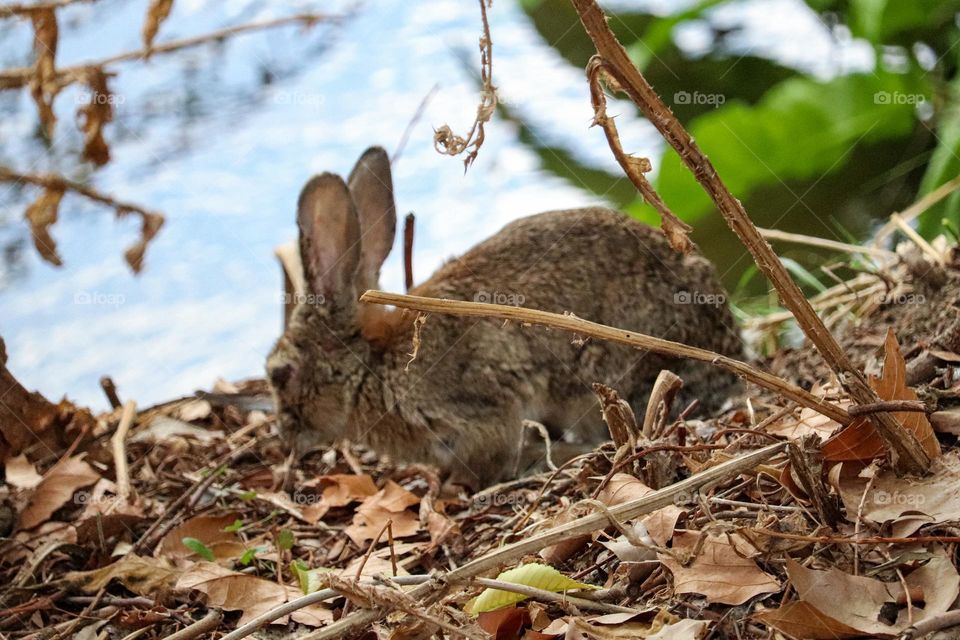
[347,146,396,293]
[297,173,361,305]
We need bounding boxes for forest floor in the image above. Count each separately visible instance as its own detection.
[3,240,960,640]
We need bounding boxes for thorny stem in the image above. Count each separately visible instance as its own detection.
[360,290,851,425]
[570,0,930,474]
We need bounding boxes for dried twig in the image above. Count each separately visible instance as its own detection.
[0,0,95,14]
[570,0,930,474]
[164,610,223,640]
[759,227,895,258]
[587,58,692,253]
[433,0,495,169]
[360,290,851,425]
[0,166,164,271]
[110,400,136,504]
[403,212,415,291]
[0,12,343,90]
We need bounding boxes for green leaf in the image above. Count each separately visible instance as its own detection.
[918,73,960,237]
[291,560,333,595]
[849,0,960,43]
[464,563,597,615]
[238,546,263,566]
[780,257,827,293]
[277,528,295,551]
[238,490,257,501]
[182,537,215,562]
[222,519,244,533]
[654,71,931,220]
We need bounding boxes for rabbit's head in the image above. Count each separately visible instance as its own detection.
[267,147,396,455]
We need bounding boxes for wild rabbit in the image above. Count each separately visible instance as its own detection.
[267,146,742,487]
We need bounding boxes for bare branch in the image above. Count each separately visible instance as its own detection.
[570,0,930,474]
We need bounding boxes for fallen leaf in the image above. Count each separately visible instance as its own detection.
[465,563,598,614]
[159,514,245,560]
[302,473,378,522]
[769,405,846,442]
[176,561,333,626]
[344,480,421,545]
[660,531,779,605]
[478,607,530,639]
[754,600,862,639]
[20,455,100,530]
[5,454,43,489]
[837,450,960,536]
[65,554,178,596]
[763,552,960,636]
[823,329,940,463]
[131,416,223,444]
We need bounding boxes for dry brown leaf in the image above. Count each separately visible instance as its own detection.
[25,186,65,267]
[20,455,100,530]
[566,609,706,639]
[5,454,43,489]
[142,0,174,50]
[768,552,960,636]
[769,405,846,442]
[598,474,684,545]
[823,329,940,463]
[659,531,779,605]
[302,473,378,522]
[344,480,421,545]
[753,600,862,639]
[176,561,333,626]
[158,513,244,560]
[76,67,113,166]
[65,554,178,596]
[122,210,165,273]
[28,8,59,136]
[837,449,960,536]
[478,606,530,638]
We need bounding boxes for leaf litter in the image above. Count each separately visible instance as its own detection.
[5,252,960,639]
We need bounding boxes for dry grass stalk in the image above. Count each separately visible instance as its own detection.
[361,290,851,425]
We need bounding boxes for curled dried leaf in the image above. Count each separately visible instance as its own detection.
[76,67,114,166]
[25,186,65,266]
[122,210,165,273]
[28,8,60,136]
[143,0,175,51]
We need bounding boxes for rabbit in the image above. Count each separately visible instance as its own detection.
[266,146,743,488]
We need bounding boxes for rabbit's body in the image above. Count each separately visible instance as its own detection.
[268,147,742,487]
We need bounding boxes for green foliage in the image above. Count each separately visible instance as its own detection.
[182,537,215,561]
[517,0,960,246]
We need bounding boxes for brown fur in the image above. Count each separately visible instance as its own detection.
[267,147,743,487]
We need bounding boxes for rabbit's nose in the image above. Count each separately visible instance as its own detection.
[269,363,294,389]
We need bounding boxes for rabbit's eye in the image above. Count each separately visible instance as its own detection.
[269,363,294,389]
